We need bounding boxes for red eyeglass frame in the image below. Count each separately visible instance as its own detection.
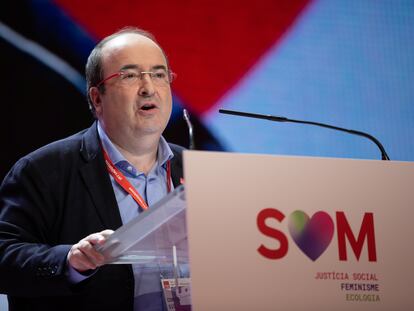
[95,70,176,88]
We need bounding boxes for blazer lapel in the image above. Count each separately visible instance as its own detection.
[79,123,123,230]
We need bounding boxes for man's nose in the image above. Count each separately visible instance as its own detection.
[138,74,155,97]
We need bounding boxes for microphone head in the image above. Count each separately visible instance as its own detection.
[182,108,195,150]
[183,108,190,121]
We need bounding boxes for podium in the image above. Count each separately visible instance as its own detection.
[184,151,414,310]
[100,151,414,310]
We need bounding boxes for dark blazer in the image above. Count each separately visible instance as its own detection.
[0,122,184,311]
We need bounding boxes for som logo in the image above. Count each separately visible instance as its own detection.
[257,209,377,262]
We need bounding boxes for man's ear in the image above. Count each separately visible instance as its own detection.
[89,87,103,116]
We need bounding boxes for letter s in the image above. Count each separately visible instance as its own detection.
[257,208,288,259]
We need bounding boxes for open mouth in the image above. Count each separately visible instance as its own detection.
[140,103,157,111]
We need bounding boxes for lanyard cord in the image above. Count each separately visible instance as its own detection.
[102,145,171,210]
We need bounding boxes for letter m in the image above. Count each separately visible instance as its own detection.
[336,212,377,262]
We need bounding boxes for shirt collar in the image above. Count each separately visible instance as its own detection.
[97,121,173,173]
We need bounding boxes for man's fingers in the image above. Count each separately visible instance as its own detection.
[68,229,114,272]
[99,229,114,239]
[84,230,114,246]
[78,240,105,265]
[83,233,105,245]
[68,244,98,271]
[70,250,96,271]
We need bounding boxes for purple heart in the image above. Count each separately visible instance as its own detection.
[288,210,334,261]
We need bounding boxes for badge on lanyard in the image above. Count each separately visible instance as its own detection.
[161,246,192,310]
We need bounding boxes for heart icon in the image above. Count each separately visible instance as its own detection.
[288,211,334,261]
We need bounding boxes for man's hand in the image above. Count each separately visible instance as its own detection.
[67,229,114,272]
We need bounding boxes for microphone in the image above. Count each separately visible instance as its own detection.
[219,108,390,161]
[183,109,195,150]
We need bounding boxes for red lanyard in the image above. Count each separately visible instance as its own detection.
[102,146,171,211]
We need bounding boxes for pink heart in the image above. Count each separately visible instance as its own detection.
[288,211,334,261]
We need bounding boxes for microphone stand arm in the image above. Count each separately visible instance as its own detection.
[219,109,390,161]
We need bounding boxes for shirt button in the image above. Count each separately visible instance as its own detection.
[127,166,133,172]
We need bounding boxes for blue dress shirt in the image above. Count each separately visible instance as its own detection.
[98,122,174,310]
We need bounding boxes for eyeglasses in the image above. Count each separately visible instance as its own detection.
[96,69,176,88]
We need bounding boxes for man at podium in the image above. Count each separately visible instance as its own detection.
[0,27,184,310]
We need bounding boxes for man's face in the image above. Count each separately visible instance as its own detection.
[93,33,173,141]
